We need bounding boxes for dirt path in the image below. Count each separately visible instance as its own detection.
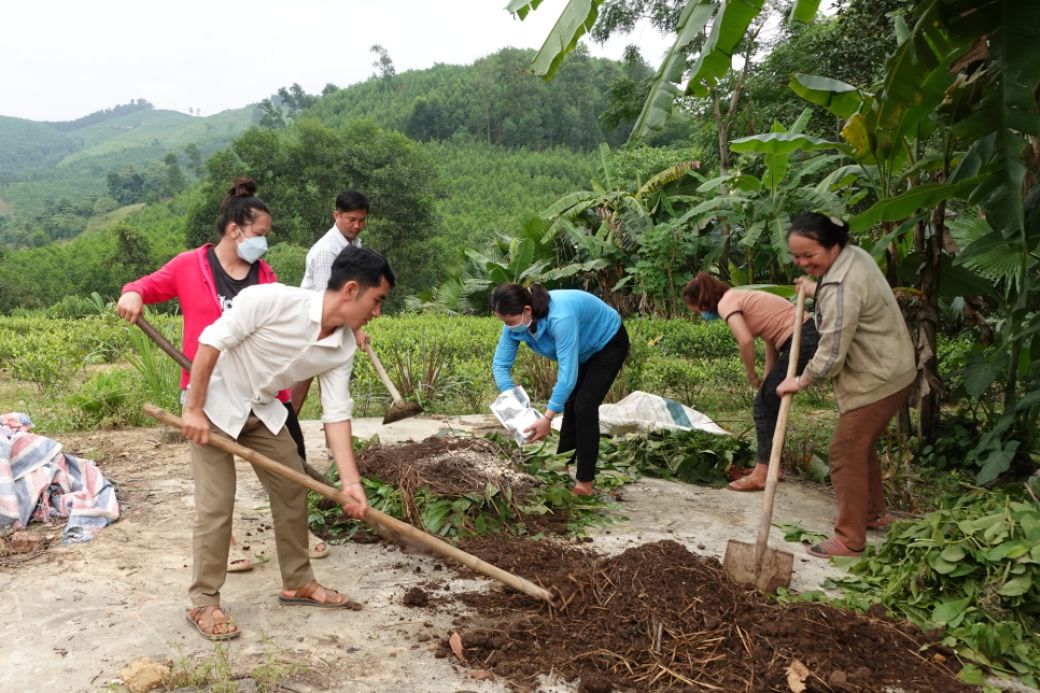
[0,415,857,692]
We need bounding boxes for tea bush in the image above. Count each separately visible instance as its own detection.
[2,312,756,431]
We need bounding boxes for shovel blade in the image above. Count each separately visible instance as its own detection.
[382,401,423,425]
[723,539,794,593]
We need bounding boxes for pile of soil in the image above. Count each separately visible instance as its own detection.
[437,538,968,692]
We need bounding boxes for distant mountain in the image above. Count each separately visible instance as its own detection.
[0,102,256,178]
[0,102,257,246]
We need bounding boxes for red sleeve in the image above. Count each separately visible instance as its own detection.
[121,252,190,305]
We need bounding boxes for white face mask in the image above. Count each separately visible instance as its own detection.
[236,233,268,264]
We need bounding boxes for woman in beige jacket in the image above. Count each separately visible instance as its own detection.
[776,213,916,558]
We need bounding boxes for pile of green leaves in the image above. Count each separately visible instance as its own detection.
[597,428,754,487]
[809,491,1040,687]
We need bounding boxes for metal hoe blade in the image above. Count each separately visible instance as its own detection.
[723,539,794,593]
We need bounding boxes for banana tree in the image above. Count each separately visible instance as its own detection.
[506,0,818,141]
[940,0,1040,480]
[538,145,706,314]
[773,14,978,440]
[725,108,844,276]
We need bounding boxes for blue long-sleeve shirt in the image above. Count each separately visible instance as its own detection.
[492,290,622,413]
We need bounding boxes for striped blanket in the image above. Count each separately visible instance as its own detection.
[0,413,120,543]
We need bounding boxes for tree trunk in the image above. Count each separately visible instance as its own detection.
[916,205,944,443]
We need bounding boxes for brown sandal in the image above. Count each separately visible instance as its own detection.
[185,605,240,641]
[279,580,361,609]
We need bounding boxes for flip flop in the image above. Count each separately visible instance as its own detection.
[279,580,362,609]
[185,606,240,641]
[227,545,254,573]
[807,537,863,559]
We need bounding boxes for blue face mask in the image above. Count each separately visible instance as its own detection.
[701,311,720,321]
[507,315,531,333]
[236,234,268,264]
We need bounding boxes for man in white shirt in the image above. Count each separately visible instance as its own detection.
[180,246,394,641]
[295,191,371,412]
[300,191,369,291]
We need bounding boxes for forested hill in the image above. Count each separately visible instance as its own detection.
[0,101,256,246]
[0,100,255,177]
[309,47,651,150]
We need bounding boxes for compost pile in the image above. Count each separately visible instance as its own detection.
[357,436,534,498]
[349,436,576,534]
[438,538,969,692]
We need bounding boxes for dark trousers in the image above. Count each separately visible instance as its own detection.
[753,320,820,463]
[558,324,630,482]
[282,401,307,461]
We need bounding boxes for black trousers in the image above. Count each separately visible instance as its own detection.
[282,401,307,461]
[753,320,820,462]
[558,324,630,482]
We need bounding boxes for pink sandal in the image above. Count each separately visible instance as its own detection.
[807,537,863,558]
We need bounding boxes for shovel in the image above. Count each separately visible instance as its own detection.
[722,284,807,593]
[132,316,327,484]
[362,343,424,424]
[142,404,554,605]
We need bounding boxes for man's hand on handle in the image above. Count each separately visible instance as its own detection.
[181,407,212,445]
[340,482,368,519]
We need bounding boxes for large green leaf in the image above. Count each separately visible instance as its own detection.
[539,190,599,219]
[848,181,976,233]
[789,73,862,119]
[630,0,717,139]
[730,132,835,156]
[874,4,968,154]
[787,0,821,24]
[509,0,604,80]
[946,0,1040,239]
[685,0,766,98]
[952,229,1027,287]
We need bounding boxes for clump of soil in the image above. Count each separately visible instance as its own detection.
[440,538,968,692]
[0,529,52,565]
[402,587,430,607]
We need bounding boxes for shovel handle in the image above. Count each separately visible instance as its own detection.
[136,316,192,372]
[363,343,404,404]
[142,404,554,605]
[755,284,807,564]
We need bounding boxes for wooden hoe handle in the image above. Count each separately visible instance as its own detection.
[362,343,404,404]
[754,284,807,565]
[143,404,554,605]
[136,316,192,371]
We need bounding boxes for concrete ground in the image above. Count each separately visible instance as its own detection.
[0,414,852,692]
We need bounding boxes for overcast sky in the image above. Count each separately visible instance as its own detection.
[1,0,672,123]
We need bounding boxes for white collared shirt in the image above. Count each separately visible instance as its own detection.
[300,225,362,291]
[197,283,355,438]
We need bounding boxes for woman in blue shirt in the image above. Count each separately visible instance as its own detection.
[491,283,629,495]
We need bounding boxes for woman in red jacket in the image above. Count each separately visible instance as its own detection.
[117,177,329,570]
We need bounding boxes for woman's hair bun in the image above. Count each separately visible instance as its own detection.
[228,176,257,199]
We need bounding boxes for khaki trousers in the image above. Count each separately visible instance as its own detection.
[188,414,313,607]
[829,386,910,551]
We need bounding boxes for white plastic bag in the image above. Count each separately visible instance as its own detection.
[490,386,542,446]
[598,391,729,436]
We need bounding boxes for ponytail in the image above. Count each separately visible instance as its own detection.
[492,282,551,319]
